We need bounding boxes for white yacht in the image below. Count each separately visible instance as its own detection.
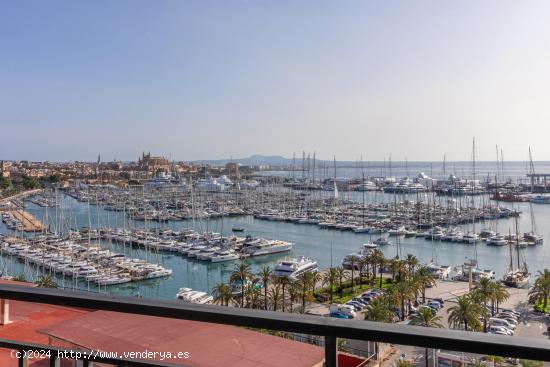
[486,234,508,246]
[240,239,293,256]
[462,232,479,244]
[342,243,377,270]
[176,288,213,304]
[373,237,391,246]
[273,256,318,280]
[210,249,240,262]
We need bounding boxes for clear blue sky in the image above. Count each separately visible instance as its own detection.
[2,1,550,162]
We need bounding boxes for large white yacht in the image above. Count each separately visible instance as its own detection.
[240,239,293,256]
[273,256,318,280]
[210,248,240,262]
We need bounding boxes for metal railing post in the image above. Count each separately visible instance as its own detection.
[324,336,338,367]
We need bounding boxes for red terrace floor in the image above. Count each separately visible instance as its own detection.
[0,301,90,366]
[39,310,325,367]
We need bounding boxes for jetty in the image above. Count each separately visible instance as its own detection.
[10,209,46,232]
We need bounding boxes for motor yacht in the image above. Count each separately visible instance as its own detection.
[273,256,318,280]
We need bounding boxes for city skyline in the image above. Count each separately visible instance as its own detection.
[2,1,550,161]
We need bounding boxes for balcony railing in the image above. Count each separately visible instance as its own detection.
[1,283,550,367]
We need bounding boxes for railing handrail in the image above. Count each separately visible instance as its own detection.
[1,284,549,362]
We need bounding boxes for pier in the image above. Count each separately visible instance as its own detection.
[9,209,45,232]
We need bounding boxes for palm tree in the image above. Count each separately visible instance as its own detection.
[311,271,322,294]
[244,280,261,309]
[529,269,550,309]
[447,294,483,331]
[394,260,408,282]
[258,265,272,310]
[413,267,436,304]
[405,254,419,277]
[335,266,347,297]
[212,282,232,306]
[230,262,252,308]
[279,276,290,312]
[374,251,386,288]
[322,267,338,302]
[268,285,281,312]
[490,281,509,314]
[34,274,57,288]
[390,280,414,321]
[347,255,360,289]
[297,271,315,309]
[410,307,444,327]
[359,256,369,286]
[474,277,494,331]
[410,308,443,367]
[364,296,393,322]
[288,282,300,313]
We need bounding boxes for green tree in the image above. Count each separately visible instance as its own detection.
[335,266,348,297]
[212,282,233,306]
[474,277,494,332]
[296,271,315,309]
[405,254,419,276]
[364,296,394,322]
[410,307,444,328]
[529,269,550,309]
[278,275,290,312]
[413,267,436,304]
[35,274,58,288]
[347,255,360,289]
[258,265,272,310]
[288,282,300,313]
[410,307,443,367]
[230,262,252,308]
[322,267,338,303]
[447,294,483,331]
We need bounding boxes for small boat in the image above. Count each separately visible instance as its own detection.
[231,227,245,232]
[373,237,391,246]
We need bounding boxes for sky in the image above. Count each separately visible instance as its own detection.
[1,0,550,162]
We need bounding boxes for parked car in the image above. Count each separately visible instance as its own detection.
[352,297,369,306]
[330,312,352,319]
[497,312,519,320]
[347,301,364,311]
[500,309,521,318]
[419,305,436,316]
[427,301,442,310]
[488,325,514,336]
[490,318,516,330]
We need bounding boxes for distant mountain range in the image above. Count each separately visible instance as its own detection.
[192,155,293,166]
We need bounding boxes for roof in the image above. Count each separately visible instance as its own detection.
[39,310,324,367]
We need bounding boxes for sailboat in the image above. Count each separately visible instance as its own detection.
[502,217,531,288]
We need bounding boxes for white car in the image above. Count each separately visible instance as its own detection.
[488,325,514,336]
[490,318,516,330]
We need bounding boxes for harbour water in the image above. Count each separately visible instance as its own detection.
[258,160,550,181]
[1,191,550,301]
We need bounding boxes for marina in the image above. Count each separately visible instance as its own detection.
[1,184,549,301]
